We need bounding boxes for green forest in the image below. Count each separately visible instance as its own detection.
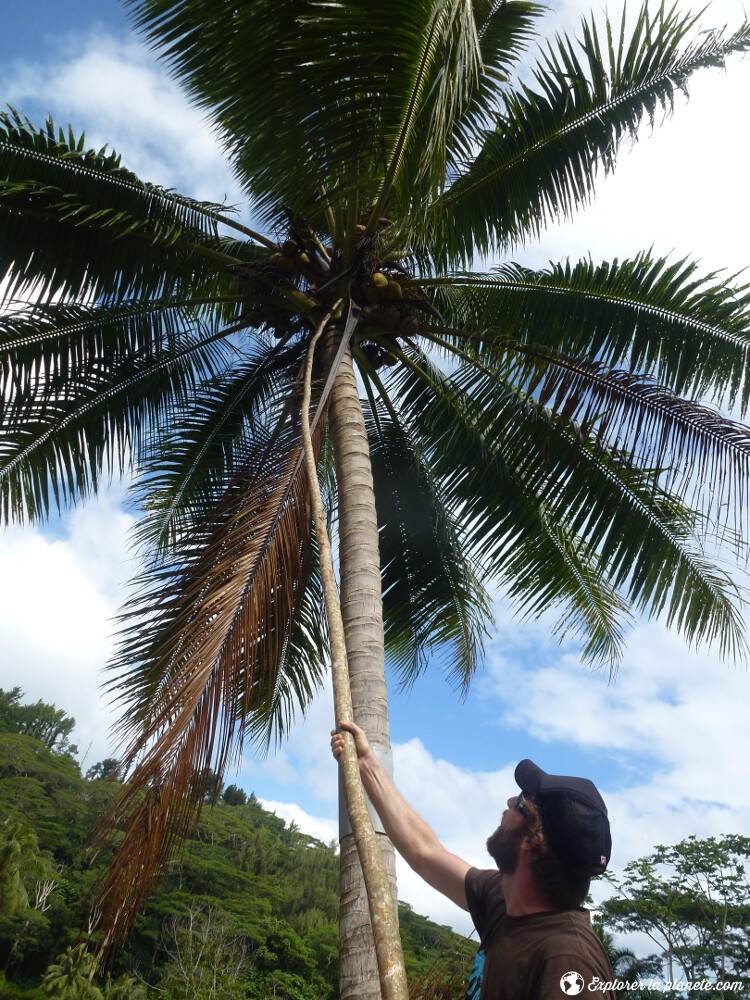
[3,687,750,999]
[0,689,476,998]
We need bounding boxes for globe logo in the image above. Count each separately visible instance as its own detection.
[560,971,585,995]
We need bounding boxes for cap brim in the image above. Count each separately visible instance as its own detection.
[515,759,547,796]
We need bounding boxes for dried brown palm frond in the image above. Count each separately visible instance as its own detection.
[88,389,329,951]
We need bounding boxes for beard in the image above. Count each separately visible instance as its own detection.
[486,822,525,874]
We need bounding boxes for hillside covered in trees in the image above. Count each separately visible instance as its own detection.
[0,689,477,998]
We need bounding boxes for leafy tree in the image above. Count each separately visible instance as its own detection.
[398,901,477,991]
[3,3,750,995]
[221,784,247,807]
[0,719,472,995]
[0,691,77,757]
[600,835,750,988]
[84,760,121,783]
[157,904,248,1000]
[592,920,663,998]
[100,973,146,1000]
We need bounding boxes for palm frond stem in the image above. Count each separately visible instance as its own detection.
[367,3,451,233]
[301,307,408,1000]
[210,213,277,249]
[410,274,750,354]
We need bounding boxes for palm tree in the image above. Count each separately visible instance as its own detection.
[42,943,103,1000]
[0,819,50,918]
[2,2,750,996]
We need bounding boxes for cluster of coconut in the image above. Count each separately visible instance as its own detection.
[239,230,330,338]
[241,302,304,338]
[355,271,420,369]
[238,216,428,367]
[269,238,326,279]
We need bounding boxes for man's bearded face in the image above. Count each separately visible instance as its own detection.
[486,821,526,874]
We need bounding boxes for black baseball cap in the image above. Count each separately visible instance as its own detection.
[515,759,611,875]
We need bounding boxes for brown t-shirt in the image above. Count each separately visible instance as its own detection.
[465,868,615,1000]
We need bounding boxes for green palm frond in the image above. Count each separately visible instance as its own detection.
[124,1,540,236]
[452,342,750,530]
[512,410,747,661]
[430,6,750,263]
[0,321,235,522]
[125,0,431,229]
[384,340,746,663]
[0,298,241,399]
[503,511,633,673]
[0,109,250,305]
[376,344,635,668]
[445,1,541,170]
[359,365,491,691]
[423,256,750,411]
[370,0,487,226]
[92,407,329,943]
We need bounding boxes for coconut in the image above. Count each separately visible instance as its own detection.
[386,280,402,300]
[276,256,295,273]
[282,239,298,256]
[398,316,420,337]
[382,307,401,330]
[296,252,310,266]
[369,272,389,290]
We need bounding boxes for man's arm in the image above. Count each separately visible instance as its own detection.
[331,721,471,911]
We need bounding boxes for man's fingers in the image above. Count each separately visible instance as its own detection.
[330,728,347,760]
[331,720,370,764]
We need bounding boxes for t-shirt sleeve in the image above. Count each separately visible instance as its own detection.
[536,952,616,999]
[465,867,504,941]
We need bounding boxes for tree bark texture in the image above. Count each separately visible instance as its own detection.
[328,340,400,1000]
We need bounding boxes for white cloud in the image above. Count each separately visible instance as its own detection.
[258,799,338,846]
[1,29,242,206]
[0,489,135,767]
[391,739,514,935]
[479,615,750,877]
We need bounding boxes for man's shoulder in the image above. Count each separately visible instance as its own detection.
[466,867,503,895]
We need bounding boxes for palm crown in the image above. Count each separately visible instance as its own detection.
[2,0,750,975]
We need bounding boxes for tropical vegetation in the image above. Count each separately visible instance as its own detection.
[2,1,750,995]
[0,690,477,998]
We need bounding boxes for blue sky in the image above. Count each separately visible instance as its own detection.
[2,0,750,936]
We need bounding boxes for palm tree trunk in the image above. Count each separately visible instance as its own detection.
[302,317,406,1000]
[327,336,399,1000]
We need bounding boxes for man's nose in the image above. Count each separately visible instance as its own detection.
[506,796,516,809]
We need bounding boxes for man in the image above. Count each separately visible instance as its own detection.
[331,721,615,1000]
